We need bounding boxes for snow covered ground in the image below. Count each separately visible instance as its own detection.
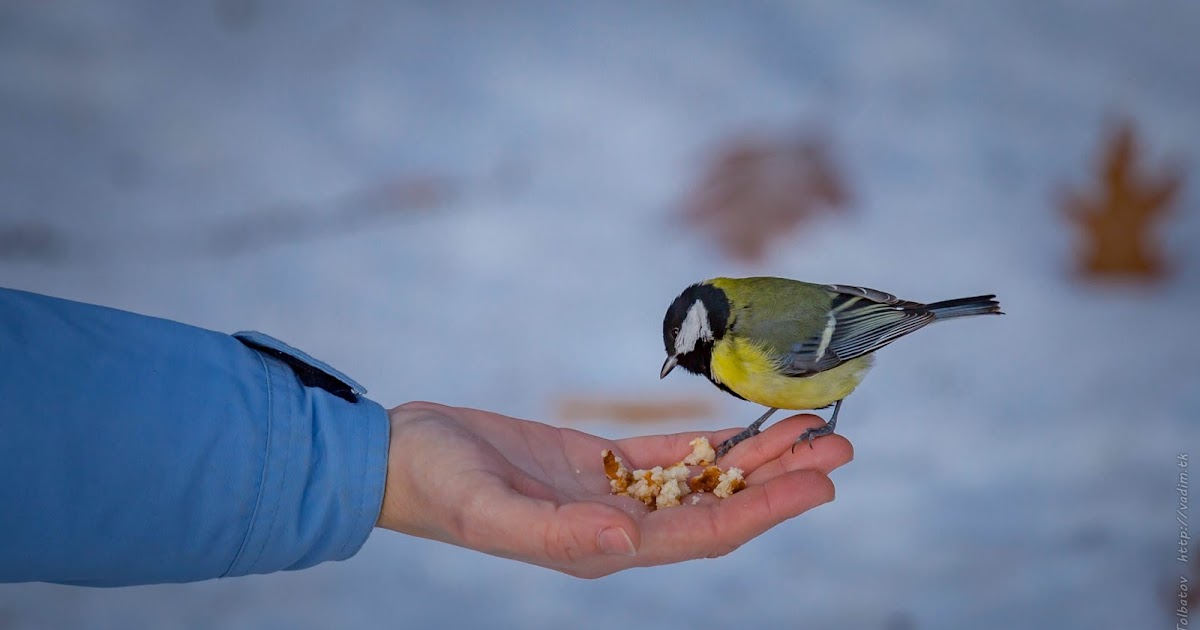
[2,2,1198,628]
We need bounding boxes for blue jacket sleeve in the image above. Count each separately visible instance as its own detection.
[0,288,390,586]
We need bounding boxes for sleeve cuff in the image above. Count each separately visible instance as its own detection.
[223,336,390,578]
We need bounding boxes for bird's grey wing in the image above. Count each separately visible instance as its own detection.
[783,284,934,376]
[823,284,901,304]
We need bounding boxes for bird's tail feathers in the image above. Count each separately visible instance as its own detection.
[927,295,1003,319]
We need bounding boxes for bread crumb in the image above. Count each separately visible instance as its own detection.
[602,437,745,510]
[682,437,716,466]
[627,468,661,506]
[713,467,746,499]
[655,463,693,508]
[601,450,633,494]
[688,466,723,493]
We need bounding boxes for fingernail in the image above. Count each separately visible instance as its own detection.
[597,527,636,557]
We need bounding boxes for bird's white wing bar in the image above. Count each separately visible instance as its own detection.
[813,311,837,362]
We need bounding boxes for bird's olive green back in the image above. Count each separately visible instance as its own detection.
[708,277,833,359]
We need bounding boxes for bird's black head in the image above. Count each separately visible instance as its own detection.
[661,282,731,379]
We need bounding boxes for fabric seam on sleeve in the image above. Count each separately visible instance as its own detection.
[241,355,300,572]
[338,411,372,558]
[221,348,274,577]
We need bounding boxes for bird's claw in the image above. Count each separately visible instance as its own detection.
[714,426,761,461]
[790,422,835,454]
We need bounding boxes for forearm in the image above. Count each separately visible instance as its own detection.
[0,288,389,586]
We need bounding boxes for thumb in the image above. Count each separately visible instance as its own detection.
[552,501,641,561]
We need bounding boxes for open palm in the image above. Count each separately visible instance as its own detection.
[377,401,852,578]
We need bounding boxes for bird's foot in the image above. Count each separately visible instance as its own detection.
[714,407,779,461]
[791,422,836,453]
[715,427,760,461]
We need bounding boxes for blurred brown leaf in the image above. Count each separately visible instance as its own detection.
[1060,119,1184,281]
[344,174,454,221]
[554,395,717,425]
[681,132,851,263]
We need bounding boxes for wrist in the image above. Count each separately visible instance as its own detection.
[375,402,452,535]
[376,405,413,531]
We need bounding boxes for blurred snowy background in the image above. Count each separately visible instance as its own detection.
[2,1,1198,628]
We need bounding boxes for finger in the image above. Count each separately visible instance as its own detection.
[743,435,854,485]
[636,468,835,564]
[613,427,746,469]
[717,414,830,473]
[458,474,643,568]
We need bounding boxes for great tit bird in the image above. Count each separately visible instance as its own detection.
[660,277,1002,459]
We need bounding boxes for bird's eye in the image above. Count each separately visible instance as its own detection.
[671,327,679,337]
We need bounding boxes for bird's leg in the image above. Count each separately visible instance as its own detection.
[793,399,843,452]
[715,407,778,461]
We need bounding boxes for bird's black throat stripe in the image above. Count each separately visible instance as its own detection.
[706,373,747,401]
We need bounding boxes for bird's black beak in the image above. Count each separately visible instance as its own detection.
[660,355,678,379]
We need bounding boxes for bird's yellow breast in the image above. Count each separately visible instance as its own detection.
[710,336,874,410]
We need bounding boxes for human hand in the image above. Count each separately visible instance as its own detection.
[376,401,852,578]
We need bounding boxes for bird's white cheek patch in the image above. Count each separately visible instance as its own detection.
[675,300,713,355]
